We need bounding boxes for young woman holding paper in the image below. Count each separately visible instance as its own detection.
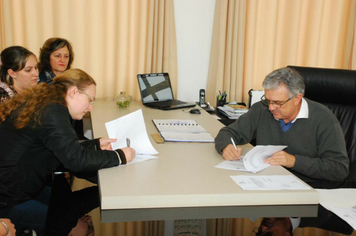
[0,68,135,234]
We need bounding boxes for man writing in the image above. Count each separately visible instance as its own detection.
[215,67,352,234]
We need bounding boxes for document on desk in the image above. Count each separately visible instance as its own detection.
[152,119,214,142]
[217,105,248,119]
[316,189,356,230]
[127,154,158,165]
[105,109,159,163]
[230,175,311,190]
[215,145,287,173]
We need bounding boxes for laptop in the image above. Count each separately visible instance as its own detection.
[137,73,196,110]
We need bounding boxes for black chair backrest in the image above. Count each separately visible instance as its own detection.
[288,65,356,180]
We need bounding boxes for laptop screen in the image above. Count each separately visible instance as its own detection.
[137,73,174,103]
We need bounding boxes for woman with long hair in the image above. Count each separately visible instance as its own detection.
[0,46,38,103]
[0,68,135,235]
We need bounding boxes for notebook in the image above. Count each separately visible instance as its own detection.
[137,73,196,110]
[152,119,214,142]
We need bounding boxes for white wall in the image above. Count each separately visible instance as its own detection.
[174,0,216,103]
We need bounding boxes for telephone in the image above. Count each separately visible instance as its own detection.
[199,89,207,107]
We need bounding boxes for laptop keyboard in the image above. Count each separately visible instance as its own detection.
[155,100,185,106]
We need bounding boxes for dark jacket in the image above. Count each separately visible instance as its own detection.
[0,103,121,207]
[215,99,349,182]
[38,72,86,139]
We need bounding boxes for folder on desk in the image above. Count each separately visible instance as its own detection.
[152,119,214,142]
[217,105,248,119]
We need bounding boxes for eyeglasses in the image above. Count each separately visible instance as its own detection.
[260,95,294,108]
[79,90,95,105]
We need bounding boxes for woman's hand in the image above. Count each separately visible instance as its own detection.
[121,147,136,163]
[99,137,117,150]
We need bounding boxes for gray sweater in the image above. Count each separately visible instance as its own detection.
[215,99,349,181]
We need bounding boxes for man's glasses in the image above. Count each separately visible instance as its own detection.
[79,90,95,105]
[260,95,294,108]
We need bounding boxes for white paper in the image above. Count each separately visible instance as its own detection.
[105,109,158,155]
[215,160,249,172]
[243,145,287,173]
[127,154,158,165]
[326,206,356,230]
[316,189,356,230]
[230,175,311,190]
[215,145,287,173]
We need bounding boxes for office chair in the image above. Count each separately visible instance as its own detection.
[288,65,356,182]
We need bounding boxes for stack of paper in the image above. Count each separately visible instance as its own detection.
[217,105,248,119]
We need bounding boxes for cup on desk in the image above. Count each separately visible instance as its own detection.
[216,97,226,107]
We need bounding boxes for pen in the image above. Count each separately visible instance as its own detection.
[231,137,237,150]
[126,138,130,147]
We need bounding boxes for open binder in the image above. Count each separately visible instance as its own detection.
[152,119,214,142]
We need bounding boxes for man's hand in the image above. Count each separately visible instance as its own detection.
[0,218,16,236]
[222,144,242,161]
[264,151,296,168]
[99,138,117,150]
[121,147,136,163]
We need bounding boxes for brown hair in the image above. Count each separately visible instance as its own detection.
[38,38,74,72]
[0,46,36,85]
[0,69,95,129]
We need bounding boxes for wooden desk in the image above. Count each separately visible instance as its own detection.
[91,100,318,223]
